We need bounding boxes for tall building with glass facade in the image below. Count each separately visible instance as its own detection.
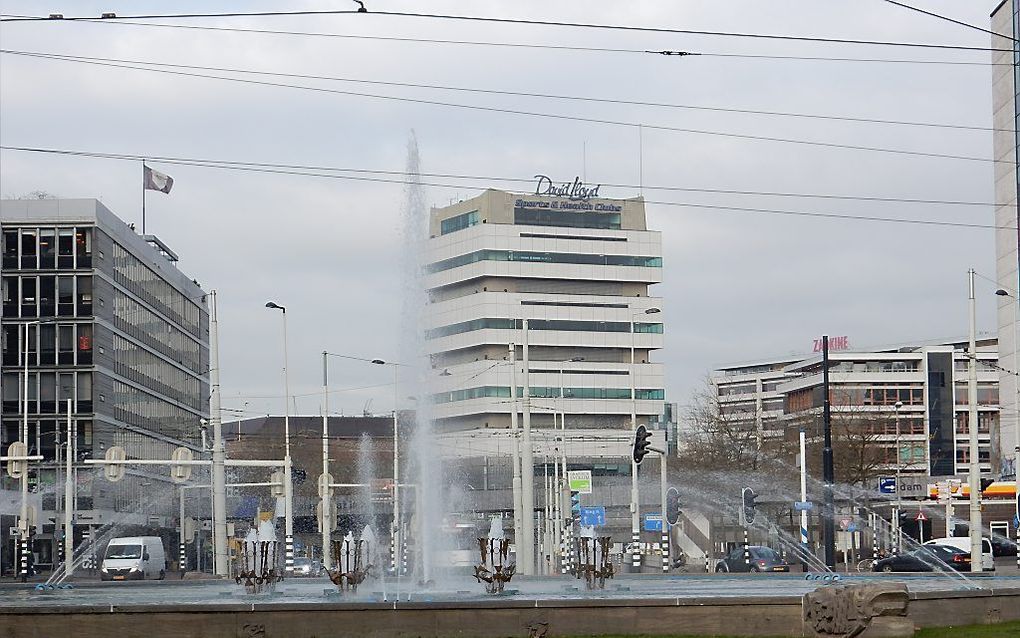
[991,1,1020,479]
[0,198,209,570]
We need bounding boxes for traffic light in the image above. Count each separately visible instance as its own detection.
[633,425,652,465]
[570,491,582,517]
[665,487,682,526]
[740,487,758,526]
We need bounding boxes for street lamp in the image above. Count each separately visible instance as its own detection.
[264,301,294,574]
[630,307,660,572]
[370,358,402,575]
[995,287,1020,569]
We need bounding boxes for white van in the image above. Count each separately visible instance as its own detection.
[923,537,995,572]
[100,536,167,581]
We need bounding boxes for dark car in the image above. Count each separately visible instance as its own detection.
[872,544,970,573]
[991,536,1018,558]
[715,546,790,573]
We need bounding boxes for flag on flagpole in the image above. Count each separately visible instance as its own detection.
[143,165,174,194]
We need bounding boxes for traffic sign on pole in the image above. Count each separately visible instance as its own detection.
[104,446,126,482]
[5,441,27,479]
[170,447,194,483]
[915,510,928,522]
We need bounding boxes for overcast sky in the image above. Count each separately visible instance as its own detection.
[0,1,1007,419]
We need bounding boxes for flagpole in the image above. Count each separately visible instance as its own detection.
[141,160,147,234]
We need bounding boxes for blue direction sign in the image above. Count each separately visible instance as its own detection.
[879,477,896,495]
[644,514,663,532]
[794,501,814,511]
[579,506,606,527]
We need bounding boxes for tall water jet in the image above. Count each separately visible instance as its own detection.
[397,131,446,584]
[357,433,379,537]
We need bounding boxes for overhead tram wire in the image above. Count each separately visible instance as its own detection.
[2,49,1006,133]
[0,9,1011,53]
[880,0,1017,43]
[3,51,1009,165]
[2,145,1008,209]
[0,146,1012,232]
[0,18,1003,66]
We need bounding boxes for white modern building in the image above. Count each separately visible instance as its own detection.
[425,187,665,434]
[991,1,1020,479]
[423,185,667,561]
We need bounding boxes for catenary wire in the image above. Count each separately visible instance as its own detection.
[0,9,1010,53]
[1,146,1012,230]
[2,49,1005,133]
[1,17,1004,66]
[880,0,1016,43]
[3,145,1003,208]
[2,51,1007,165]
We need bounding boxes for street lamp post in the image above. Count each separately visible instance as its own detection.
[370,358,401,576]
[509,342,524,574]
[265,302,294,575]
[995,287,1020,569]
[630,307,660,572]
[966,270,983,570]
[521,319,535,575]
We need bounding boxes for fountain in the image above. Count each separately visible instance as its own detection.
[575,526,614,590]
[234,521,282,594]
[325,532,373,594]
[473,516,515,594]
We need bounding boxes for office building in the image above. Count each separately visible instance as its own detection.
[423,183,666,553]
[708,337,999,480]
[0,198,209,571]
[991,1,1019,478]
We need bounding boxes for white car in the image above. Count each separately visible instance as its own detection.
[923,537,994,571]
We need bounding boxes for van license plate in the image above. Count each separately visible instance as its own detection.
[113,576,125,581]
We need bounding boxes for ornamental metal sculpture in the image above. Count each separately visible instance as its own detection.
[473,536,516,594]
[325,536,373,594]
[577,534,614,590]
[234,523,283,595]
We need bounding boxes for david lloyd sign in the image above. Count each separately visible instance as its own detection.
[534,175,601,201]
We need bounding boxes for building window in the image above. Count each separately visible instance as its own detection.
[57,276,74,316]
[19,229,37,269]
[75,228,92,267]
[21,277,37,317]
[426,318,664,339]
[428,249,662,273]
[2,230,17,269]
[440,210,479,235]
[57,229,74,269]
[514,206,621,230]
[39,229,56,269]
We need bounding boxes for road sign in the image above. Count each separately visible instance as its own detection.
[644,514,663,532]
[270,470,285,497]
[915,510,928,522]
[839,517,852,531]
[317,473,335,499]
[104,446,126,482]
[847,522,858,533]
[5,441,27,479]
[794,501,814,511]
[579,506,606,527]
[878,477,896,495]
[170,447,194,483]
[567,470,592,494]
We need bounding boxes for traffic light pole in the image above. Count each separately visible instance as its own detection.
[659,450,668,573]
[967,269,983,570]
[209,291,228,578]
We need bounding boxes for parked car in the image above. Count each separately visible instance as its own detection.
[990,536,1018,558]
[715,546,790,573]
[292,557,322,577]
[100,536,167,581]
[872,544,970,573]
[923,537,995,571]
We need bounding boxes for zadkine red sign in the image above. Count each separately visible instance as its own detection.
[812,336,849,353]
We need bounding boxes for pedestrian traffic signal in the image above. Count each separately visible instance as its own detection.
[740,487,758,526]
[570,491,582,516]
[633,425,653,464]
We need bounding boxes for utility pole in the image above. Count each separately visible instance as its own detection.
[321,352,331,569]
[799,428,808,548]
[509,342,524,570]
[521,319,535,575]
[63,399,74,578]
[821,334,836,569]
[210,290,228,577]
[967,269,983,570]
